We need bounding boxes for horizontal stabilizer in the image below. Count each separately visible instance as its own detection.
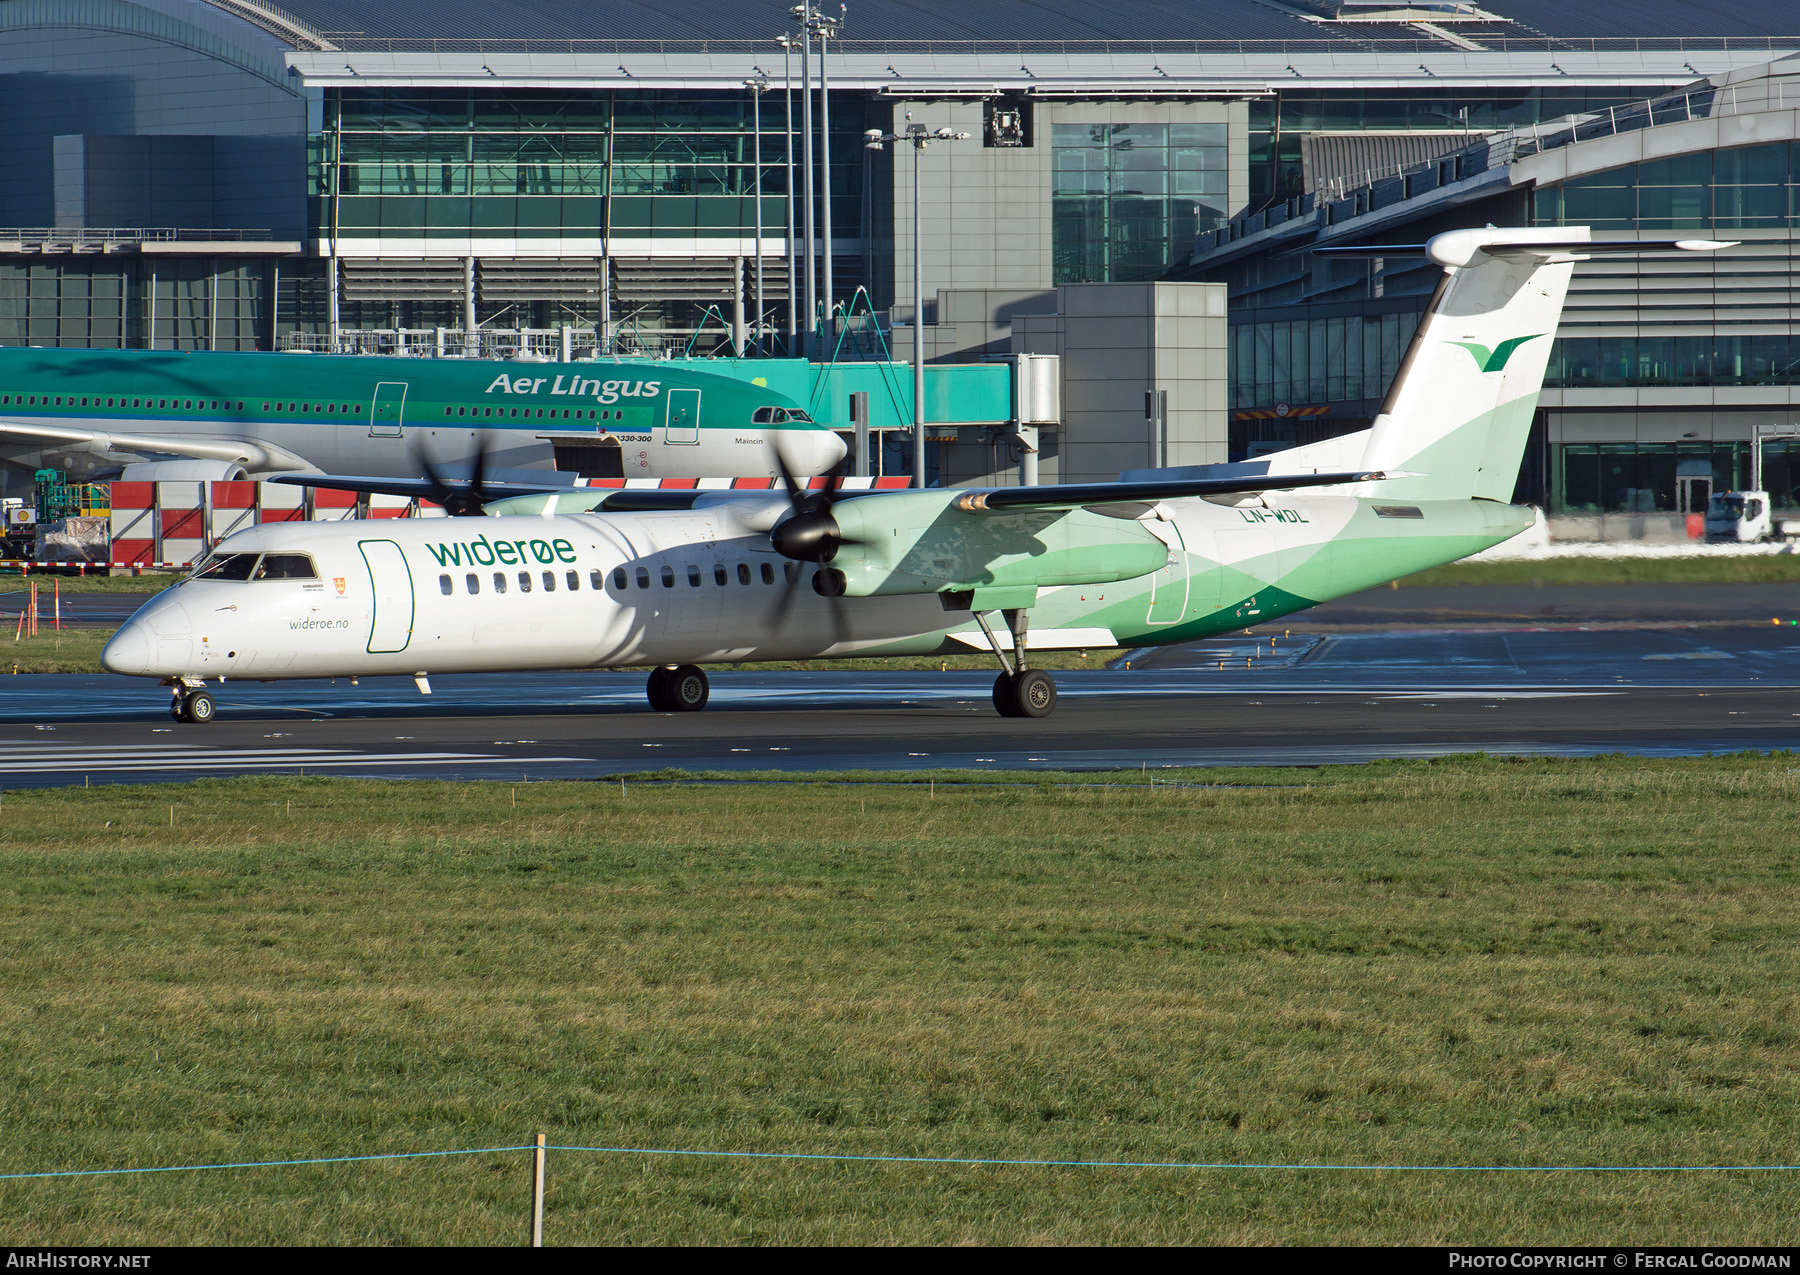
[1315,233,1735,264]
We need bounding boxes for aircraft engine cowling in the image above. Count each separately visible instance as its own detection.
[118,460,250,482]
[826,494,1173,598]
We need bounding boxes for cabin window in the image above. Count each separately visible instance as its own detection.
[327,403,336,414]
[737,563,751,585]
[611,567,626,590]
[54,396,63,406]
[541,571,555,592]
[518,572,532,592]
[158,399,166,409]
[493,572,507,593]
[254,554,318,581]
[236,401,244,410]
[133,399,142,408]
[354,405,362,413]
[79,397,88,407]
[687,565,702,587]
[714,564,728,586]
[760,562,775,585]
[592,569,605,590]
[444,407,453,416]
[458,407,466,416]
[261,402,270,412]
[660,566,675,588]
[635,567,650,589]
[785,561,801,583]
[466,573,480,594]
[108,398,115,407]
[567,570,580,591]
[439,573,453,595]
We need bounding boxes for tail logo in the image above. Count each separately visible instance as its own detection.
[1450,334,1544,373]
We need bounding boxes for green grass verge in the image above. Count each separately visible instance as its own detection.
[0,572,175,594]
[0,755,1795,1244]
[0,626,117,674]
[1398,555,1800,588]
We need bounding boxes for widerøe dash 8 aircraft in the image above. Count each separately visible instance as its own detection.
[0,346,847,491]
[102,228,1727,722]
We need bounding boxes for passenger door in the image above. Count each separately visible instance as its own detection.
[359,539,415,654]
[369,382,408,437]
[665,388,700,445]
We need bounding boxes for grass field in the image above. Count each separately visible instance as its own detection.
[0,757,1795,1245]
[0,572,178,594]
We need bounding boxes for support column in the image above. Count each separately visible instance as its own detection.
[462,256,477,336]
[730,256,747,356]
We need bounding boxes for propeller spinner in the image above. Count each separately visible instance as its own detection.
[416,435,500,517]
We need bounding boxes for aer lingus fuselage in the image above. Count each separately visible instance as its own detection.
[0,345,846,492]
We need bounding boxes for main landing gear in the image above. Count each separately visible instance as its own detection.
[646,664,710,713]
[975,608,1057,719]
[168,682,216,724]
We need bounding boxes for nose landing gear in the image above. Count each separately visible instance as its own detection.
[646,664,710,713]
[168,684,216,724]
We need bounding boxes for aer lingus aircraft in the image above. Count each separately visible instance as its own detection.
[0,345,847,493]
[100,228,1728,723]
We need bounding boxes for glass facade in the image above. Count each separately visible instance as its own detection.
[0,259,268,351]
[1551,442,1785,513]
[1051,123,1226,284]
[1533,141,1800,229]
[1229,310,1422,409]
[1248,86,1671,200]
[1545,334,1800,388]
[317,88,867,244]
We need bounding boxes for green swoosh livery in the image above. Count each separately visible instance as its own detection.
[1450,334,1543,373]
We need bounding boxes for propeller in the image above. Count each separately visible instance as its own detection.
[768,452,863,562]
[415,434,498,517]
[766,449,862,644]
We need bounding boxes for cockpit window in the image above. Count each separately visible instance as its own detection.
[254,553,318,581]
[192,553,258,581]
[752,407,776,424]
[784,407,813,423]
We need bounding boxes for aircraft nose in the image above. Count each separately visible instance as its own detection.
[101,622,152,676]
[818,428,849,471]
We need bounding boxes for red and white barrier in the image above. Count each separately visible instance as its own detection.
[22,477,918,572]
[156,482,207,568]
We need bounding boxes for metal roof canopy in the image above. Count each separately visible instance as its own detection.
[206,0,1800,45]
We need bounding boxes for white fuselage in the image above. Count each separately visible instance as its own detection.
[101,492,1530,683]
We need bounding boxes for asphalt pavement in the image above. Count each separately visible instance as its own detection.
[2,583,1797,785]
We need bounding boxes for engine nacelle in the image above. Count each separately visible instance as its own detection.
[119,460,250,482]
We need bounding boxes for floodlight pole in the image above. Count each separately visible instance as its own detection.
[745,75,768,354]
[867,120,970,488]
[811,8,844,353]
[778,36,797,351]
[794,4,816,356]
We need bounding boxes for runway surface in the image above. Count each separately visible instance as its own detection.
[4,595,1800,785]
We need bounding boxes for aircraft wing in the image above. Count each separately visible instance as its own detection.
[267,472,571,503]
[0,421,308,472]
[947,469,1396,515]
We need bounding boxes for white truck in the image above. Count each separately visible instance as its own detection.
[1704,491,1800,543]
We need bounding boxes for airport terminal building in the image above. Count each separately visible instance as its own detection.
[2,0,1797,500]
